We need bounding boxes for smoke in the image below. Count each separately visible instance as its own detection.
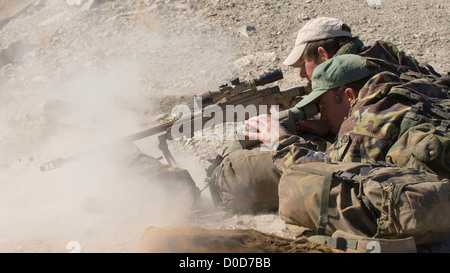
[0,1,231,252]
[0,144,201,252]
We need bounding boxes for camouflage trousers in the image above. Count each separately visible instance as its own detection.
[207,141,281,213]
[206,133,332,213]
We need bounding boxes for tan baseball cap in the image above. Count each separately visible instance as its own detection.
[283,17,352,67]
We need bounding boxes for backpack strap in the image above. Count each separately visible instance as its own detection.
[390,87,449,121]
[363,56,410,75]
[205,154,225,207]
[309,230,417,253]
[293,167,333,235]
[359,40,442,78]
[293,166,374,236]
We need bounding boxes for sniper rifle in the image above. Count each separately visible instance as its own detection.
[40,68,312,172]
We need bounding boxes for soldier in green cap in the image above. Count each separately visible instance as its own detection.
[248,55,449,249]
[245,54,449,178]
[206,17,444,213]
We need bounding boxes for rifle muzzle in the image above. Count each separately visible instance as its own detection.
[40,158,65,172]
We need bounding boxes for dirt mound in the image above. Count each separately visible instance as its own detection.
[139,225,340,253]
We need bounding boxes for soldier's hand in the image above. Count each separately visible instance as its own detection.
[244,114,288,146]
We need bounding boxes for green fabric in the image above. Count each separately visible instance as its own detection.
[335,37,366,55]
[274,72,450,179]
[295,54,376,109]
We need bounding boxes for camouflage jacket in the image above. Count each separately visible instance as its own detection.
[339,38,441,78]
[273,72,450,178]
[336,37,366,55]
[278,38,444,159]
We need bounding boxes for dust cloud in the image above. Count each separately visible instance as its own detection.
[0,3,231,252]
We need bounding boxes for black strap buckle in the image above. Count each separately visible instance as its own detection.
[334,170,356,181]
[436,119,449,133]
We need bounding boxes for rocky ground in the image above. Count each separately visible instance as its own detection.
[0,0,449,253]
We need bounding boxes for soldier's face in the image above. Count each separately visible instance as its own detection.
[318,91,351,134]
[299,57,324,83]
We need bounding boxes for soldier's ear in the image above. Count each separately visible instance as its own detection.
[317,47,330,62]
[344,88,357,103]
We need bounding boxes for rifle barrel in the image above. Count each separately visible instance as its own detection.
[39,69,308,172]
[39,113,201,171]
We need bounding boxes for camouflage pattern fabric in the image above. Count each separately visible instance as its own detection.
[273,39,444,173]
[335,38,441,79]
[278,161,450,248]
[335,37,366,55]
[358,40,442,78]
[273,71,450,178]
[207,37,445,213]
[207,135,329,213]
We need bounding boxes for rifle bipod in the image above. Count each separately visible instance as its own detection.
[157,134,178,167]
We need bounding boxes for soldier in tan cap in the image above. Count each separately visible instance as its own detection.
[283,17,357,82]
[206,18,363,213]
[206,17,443,214]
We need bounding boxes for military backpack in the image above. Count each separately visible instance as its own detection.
[278,161,450,252]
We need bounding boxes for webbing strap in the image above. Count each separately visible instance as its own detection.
[436,119,450,133]
[293,167,333,235]
[400,91,449,119]
[431,106,450,121]
[363,56,408,75]
[318,172,332,235]
[404,101,449,133]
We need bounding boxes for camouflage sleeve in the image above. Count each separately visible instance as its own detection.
[272,134,325,174]
[335,37,366,56]
[328,72,436,165]
[328,132,391,163]
[327,73,407,164]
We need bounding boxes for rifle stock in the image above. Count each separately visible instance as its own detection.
[40,68,310,171]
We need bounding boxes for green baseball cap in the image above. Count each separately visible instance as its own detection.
[294,54,376,109]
